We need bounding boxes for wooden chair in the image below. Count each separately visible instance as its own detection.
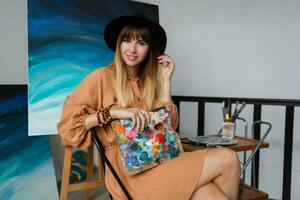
[59,143,106,200]
[238,120,271,200]
[239,183,268,200]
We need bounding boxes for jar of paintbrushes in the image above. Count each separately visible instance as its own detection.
[221,100,246,139]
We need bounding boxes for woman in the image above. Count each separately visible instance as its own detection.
[57,14,240,200]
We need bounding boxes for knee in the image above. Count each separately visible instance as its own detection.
[219,148,240,171]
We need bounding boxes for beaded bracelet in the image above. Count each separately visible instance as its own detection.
[96,107,112,127]
[96,109,102,125]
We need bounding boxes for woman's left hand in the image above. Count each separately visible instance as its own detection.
[158,54,175,83]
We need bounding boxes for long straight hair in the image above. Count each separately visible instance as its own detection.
[111,25,165,109]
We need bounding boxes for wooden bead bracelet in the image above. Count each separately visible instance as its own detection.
[96,107,112,127]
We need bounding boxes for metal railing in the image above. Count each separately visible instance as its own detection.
[172,95,300,200]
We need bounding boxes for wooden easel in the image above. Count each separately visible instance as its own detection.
[60,144,106,200]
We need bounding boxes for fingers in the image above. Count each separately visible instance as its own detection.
[136,111,143,132]
[138,110,151,132]
[157,54,170,59]
[131,110,137,131]
[157,54,173,66]
[131,109,150,133]
[139,109,151,124]
[158,57,171,66]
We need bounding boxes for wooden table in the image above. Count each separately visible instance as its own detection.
[181,136,269,152]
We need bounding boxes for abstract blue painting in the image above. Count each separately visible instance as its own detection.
[28,0,159,135]
[0,85,59,200]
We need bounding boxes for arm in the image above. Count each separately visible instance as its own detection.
[57,69,100,148]
[158,54,175,102]
[85,107,151,133]
[58,68,151,148]
[157,54,178,129]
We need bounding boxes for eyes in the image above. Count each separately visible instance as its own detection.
[122,38,147,46]
[138,41,147,46]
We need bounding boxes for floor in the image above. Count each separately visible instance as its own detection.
[68,188,110,200]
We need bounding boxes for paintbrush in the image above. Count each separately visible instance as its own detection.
[222,101,226,122]
[231,102,246,122]
[233,101,239,116]
[228,98,231,120]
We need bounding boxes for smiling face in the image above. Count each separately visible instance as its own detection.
[113,25,162,109]
[116,25,152,69]
[120,37,149,68]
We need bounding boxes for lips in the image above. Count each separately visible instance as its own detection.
[126,55,138,61]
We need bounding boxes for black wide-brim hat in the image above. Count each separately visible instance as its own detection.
[104,14,167,53]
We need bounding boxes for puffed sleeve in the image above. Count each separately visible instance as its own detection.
[57,69,102,149]
[154,101,179,130]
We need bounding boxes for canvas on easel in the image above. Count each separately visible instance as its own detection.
[0,85,59,200]
[27,0,159,136]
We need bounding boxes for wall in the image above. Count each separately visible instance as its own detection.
[0,0,27,84]
[1,0,300,199]
[144,0,300,199]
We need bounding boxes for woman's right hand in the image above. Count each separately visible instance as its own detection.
[110,108,150,133]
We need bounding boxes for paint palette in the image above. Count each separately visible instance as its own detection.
[187,135,237,146]
[113,107,182,175]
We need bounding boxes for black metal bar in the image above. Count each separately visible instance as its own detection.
[172,95,300,106]
[91,129,132,200]
[252,104,261,188]
[173,99,180,133]
[198,101,205,136]
[282,106,294,200]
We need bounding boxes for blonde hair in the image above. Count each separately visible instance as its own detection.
[111,25,165,109]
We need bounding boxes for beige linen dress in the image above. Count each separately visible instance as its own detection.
[57,66,208,200]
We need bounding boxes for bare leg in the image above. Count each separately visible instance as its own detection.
[195,148,240,200]
[191,183,229,200]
